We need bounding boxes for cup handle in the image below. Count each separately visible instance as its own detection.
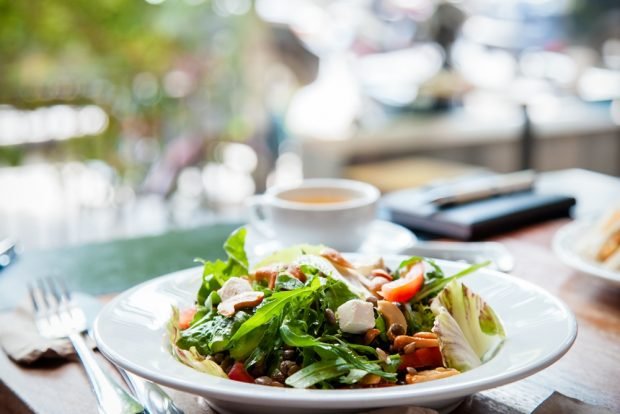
[247,195,276,239]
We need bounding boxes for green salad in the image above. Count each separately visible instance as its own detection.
[169,228,505,388]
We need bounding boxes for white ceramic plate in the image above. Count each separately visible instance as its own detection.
[94,257,576,414]
[553,219,620,283]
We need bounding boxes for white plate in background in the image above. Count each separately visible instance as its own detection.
[553,219,620,284]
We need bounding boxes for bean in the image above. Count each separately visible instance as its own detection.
[255,376,273,386]
[406,367,417,375]
[271,381,285,387]
[287,363,300,376]
[249,361,266,377]
[388,323,406,340]
[324,308,337,325]
[212,353,225,364]
[283,349,297,360]
[220,357,233,373]
[280,360,296,376]
[271,369,285,383]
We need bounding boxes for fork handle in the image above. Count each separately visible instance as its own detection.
[69,332,145,414]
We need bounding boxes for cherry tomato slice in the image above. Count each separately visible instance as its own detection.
[178,307,197,330]
[380,263,424,302]
[228,361,255,383]
[398,347,444,371]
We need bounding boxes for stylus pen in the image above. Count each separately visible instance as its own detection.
[429,170,536,207]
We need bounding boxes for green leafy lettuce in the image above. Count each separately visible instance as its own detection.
[196,227,249,305]
[168,307,227,378]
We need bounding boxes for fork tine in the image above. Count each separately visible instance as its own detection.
[46,276,64,306]
[36,278,51,309]
[55,277,72,303]
[27,282,40,314]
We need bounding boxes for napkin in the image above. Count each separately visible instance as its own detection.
[532,392,616,414]
[0,294,99,364]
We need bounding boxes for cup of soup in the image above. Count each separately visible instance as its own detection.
[248,179,380,251]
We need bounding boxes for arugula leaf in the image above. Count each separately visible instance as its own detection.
[197,268,224,305]
[244,317,282,369]
[411,261,491,303]
[223,227,249,275]
[177,311,250,354]
[322,279,358,310]
[425,259,445,280]
[168,307,227,378]
[285,358,351,388]
[395,256,424,277]
[381,353,401,373]
[281,322,395,381]
[339,368,368,384]
[280,321,323,348]
[375,314,387,342]
[328,345,393,379]
[274,273,304,291]
[403,303,436,333]
[229,278,323,342]
[196,228,249,305]
[230,324,267,361]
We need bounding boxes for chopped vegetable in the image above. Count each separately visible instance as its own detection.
[431,280,505,367]
[380,262,424,302]
[410,260,490,303]
[167,307,227,378]
[398,347,444,370]
[431,308,481,372]
[178,307,197,330]
[285,358,350,388]
[228,361,255,383]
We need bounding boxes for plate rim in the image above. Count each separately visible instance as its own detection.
[94,258,577,408]
[553,219,620,284]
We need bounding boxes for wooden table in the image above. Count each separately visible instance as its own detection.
[1,169,620,413]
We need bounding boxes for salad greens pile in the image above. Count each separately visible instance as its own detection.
[169,227,506,388]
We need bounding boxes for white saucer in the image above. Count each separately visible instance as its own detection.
[245,219,417,261]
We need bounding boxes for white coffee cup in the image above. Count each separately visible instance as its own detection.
[248,179,380,252]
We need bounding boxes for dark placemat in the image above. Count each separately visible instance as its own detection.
[0,222,240,310]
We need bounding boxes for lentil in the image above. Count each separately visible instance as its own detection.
[324,308,337,325]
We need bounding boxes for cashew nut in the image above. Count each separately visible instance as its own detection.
[377,300,407,332]
[217,291,264,317]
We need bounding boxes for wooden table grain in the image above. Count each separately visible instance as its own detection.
[455,219,620,413]
[2,217,619,413]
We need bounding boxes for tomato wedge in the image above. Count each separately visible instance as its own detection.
[228,361,255,383]
[398,347,444,371]
[380,262,424,302]
[178,307,197,330]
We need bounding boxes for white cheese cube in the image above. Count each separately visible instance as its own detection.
[336,299,375,334]
[217,277,253,302]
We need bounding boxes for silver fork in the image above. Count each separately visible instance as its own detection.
[28,277,145,414]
